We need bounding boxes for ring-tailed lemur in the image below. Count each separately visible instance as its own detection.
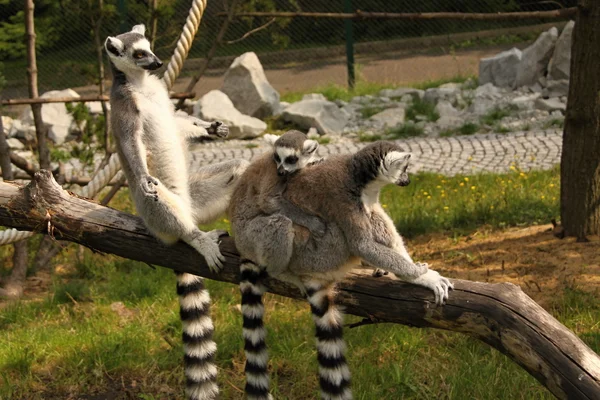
[105,24,249,400]
[229,141,453,400]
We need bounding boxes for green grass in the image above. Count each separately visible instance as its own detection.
[358,132,383,142]
[480,105,517,126]
[386,123,424,139]
[543,118,564,129]
[0,167,580,399]
[360,105,386,119]
[440,122,480,137]
[405,98,439,122]
[410,74,475,91]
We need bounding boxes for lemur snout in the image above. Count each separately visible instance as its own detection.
[147,57,163,70]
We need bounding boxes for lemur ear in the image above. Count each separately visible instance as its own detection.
[105,37,124,56]
[303,139,319,155]
[263,134,279,147]
[131,24,146,35]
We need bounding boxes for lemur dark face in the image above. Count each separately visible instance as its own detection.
[264,131,319,177]
[104,24,163,72]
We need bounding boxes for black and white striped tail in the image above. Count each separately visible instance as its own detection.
[176,272,219,400]
[306,282,352,400]
[240,260,272,400]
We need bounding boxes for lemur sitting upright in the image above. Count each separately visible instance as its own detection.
[105,24,248,400]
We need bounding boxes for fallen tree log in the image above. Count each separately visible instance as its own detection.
[0,171,599,399]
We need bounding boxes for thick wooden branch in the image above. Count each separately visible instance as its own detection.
[0,172,599,400]
[1,92,196,106]
[219,8,576,21]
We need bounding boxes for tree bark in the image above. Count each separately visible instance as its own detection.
[0,112,29,299]
[24,0,50,170]
[560,0,600,240]
[0,172,599,399]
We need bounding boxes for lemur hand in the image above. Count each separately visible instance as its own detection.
[409,269,453,306]
[141,175,159,201]
[196,230,227,273]
[206,121,229,138]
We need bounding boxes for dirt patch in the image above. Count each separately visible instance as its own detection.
[409,224,600,308]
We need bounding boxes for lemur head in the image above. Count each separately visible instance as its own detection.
[263,130,319,176]
[104,24,163,73]
[352,141,412,188]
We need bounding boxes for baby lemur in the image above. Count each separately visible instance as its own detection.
[105,24,248,400]
[229,141,453,400]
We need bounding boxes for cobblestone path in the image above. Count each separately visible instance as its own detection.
[190,129,562,176]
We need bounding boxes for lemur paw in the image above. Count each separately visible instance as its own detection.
[141,175,159,201]
[196,231,227,272]
[206,121,229,138]
[409,270,453,306]
[415,262,429,272]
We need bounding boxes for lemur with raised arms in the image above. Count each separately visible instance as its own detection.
[229,141,453,400]
[105,24,248,400]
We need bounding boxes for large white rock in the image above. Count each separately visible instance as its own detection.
[370,107,405,128]
[193,90,266,139]
[423,87,460,104]
[21,88,81,145]
[548,21,574,81]
[1,116,13,136]
[8,120,36,142]
[435,100,459,118]
[221,52,280,119]
[514,27,558,88]
[543,79,569,98]
[378,88,424,101]
[281,99,349,135]
[86,101,111,114]
[479,48,522,88]
[535,97,566,113]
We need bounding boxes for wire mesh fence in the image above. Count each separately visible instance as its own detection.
[0,0,576,100]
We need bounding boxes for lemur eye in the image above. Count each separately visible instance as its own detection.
[285,156,298,164]
[273,154,281,163]
[133,51,145,59]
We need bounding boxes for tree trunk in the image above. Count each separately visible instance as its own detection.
[24,0,50,170]
[0,112,29,299]
[0,172,599,399]
[90,0,111,153]
[560,1,600,240]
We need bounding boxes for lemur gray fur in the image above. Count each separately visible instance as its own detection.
[229,141,453,400]
[105,24,248,400]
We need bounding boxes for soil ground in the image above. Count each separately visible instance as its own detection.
[171,44,519,97]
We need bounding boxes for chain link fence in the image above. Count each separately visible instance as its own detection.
[1,0,575,100]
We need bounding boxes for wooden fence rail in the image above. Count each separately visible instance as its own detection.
[0,171,599,400]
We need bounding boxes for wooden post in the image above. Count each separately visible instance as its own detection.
[343,0,355,89]
[24,0,50,170]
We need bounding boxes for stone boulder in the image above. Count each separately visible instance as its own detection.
[548,21,574,81]
[535,97,566,113]
[479,48,522,88]
[9,120,36,142]
[543,79,569,98]
[21,88,82,145]
[193,90,266,139]
[1,116,13,136]
[423,87,460,104]
[378,88,424,101]
[86,101,111,114]
[221,52,280,119]
[514,27,558,88]
[435,100,459,118]
[370,107,405,128]
[281,99,349,135]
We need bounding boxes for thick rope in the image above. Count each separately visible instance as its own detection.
[0,0,208,245]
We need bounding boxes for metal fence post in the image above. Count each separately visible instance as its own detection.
[344,0,355,89]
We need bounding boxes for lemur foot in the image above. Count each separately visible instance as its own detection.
[192,231,226,273]
[371,268,388,277]
[206,121,229,138]
[141,175,159,201]
[409,269,453,306]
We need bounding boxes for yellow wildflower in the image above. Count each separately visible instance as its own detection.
[459,182,465,187]
[464,177,469,182]
[470,186,476,190]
